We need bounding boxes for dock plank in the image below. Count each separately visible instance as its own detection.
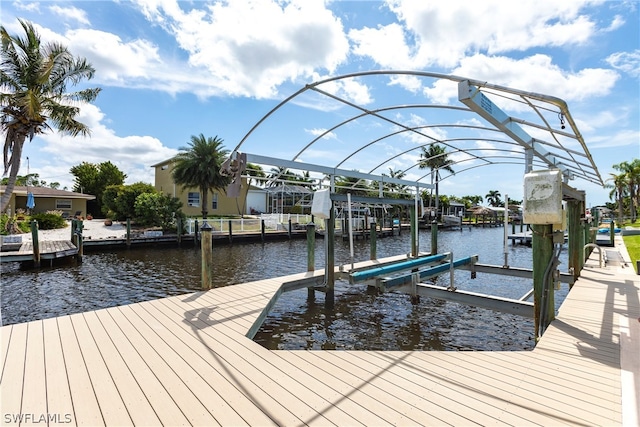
[56,315,104,426]
[109,304,224,426]
[81,310,162,426]
[42,318,76,427]
[0,323,28,422]
[21,321,48,427]
[149,296,348,426]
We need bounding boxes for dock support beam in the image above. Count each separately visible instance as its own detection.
[567,199,582,282]
[200,221,213,290]
[325,202,335,309]
[31,220,40,267]
[370,223,377,260]
[532,224,554,338]
[307,222,315,301]
[431,220,438,255]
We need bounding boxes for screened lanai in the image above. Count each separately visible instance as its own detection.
[222,71,603,203]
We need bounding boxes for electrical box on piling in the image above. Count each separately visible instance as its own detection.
[311,188,332,219]
[523,169,563,225]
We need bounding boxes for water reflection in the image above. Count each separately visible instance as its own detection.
[1,226,566,351]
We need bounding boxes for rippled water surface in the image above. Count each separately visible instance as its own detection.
[1,226,569,350]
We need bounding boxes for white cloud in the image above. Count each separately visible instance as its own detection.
[131,0,350,98]
[31,104,177,188]
[65,29,163,83]
[348,0,600,68]
[606,50,640,77]
[13,0,40,12]
[305,128,337,140]
[49,5,91,25]
[423,54,619,104]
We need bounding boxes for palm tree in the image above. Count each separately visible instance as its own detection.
[0,20,100,211]
[418,144,455,216]
[245,163,265,187]
[607,172,628,222]
[485,190,502,207]
[172,134,230,219]
[612,159,640,222]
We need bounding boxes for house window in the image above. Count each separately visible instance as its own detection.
[187,192,200,207]
[212,193,218,210]
[56,199,72,210]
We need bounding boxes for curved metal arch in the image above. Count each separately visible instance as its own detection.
[336,124,504,170]
[367,136,522,176]
[292,104,472,162]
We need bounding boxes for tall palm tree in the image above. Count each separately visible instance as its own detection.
[485,190,502,207]
[607,172,628,222]
[1,20,100,211]
[245,163,265,187]
[172,134,230,219]
[418,144,455,215]
[613,159,640,222]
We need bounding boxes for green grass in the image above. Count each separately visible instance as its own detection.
[622,234,640,273]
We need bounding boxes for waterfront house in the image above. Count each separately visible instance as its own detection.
[0,186,95,218]
[151,158,251,217]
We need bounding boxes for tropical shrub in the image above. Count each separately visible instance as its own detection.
[134,192,185,231]
[30,212,66,230]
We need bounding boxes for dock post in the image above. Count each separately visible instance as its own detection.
[176,217,182,246]
[76,220,84,263]
[610,220,615,246]
[288,218,292,239]
[261,219,265,242]
[200,221,213,289]
[307,222,316,301]
[532,223,554,338]
[410,208,417,257]
[567,199,581,282]
[430,220,438,255]
[31,220,40,267]
[325,203,335,309]
[126,218,131,247]
[370,223,377,260]
[228,220,233,243]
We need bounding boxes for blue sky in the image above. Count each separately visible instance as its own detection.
[2,0,638,206]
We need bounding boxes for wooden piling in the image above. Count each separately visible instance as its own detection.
[76,221,84,263]
[567,200,581,282]
[325,203,335,309]
[176,217,182,245]
[228,220,233,243]
[31,220,40,267]
[370,224,377,260]
[126,218,131,247]
[532,224,554,338]
[200,221,213,290]
[307,222,316,301]
[410,208,417,257]
[430,220,438,255]
[261,219,265,242]
[306,223,315,272]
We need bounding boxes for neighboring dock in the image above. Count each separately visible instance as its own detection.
[1,236,637,426]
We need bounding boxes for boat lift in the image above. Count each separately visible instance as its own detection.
[347,251,534,318]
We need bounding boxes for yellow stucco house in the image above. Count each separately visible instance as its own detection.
[151,158,251,217]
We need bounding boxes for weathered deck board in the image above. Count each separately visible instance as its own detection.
[0,244,637,426]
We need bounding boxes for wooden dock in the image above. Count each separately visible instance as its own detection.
[1,238,638,426]
[0,240,77,263]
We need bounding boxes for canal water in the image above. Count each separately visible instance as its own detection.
[1,226,569,350]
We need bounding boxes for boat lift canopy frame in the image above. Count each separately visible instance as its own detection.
[224,70,602,197]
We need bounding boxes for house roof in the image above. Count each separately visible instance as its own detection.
[0,186,96,200]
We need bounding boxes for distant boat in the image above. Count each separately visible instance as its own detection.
[443,215,462,228]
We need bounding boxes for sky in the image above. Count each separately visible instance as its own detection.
[1,0,639,207]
